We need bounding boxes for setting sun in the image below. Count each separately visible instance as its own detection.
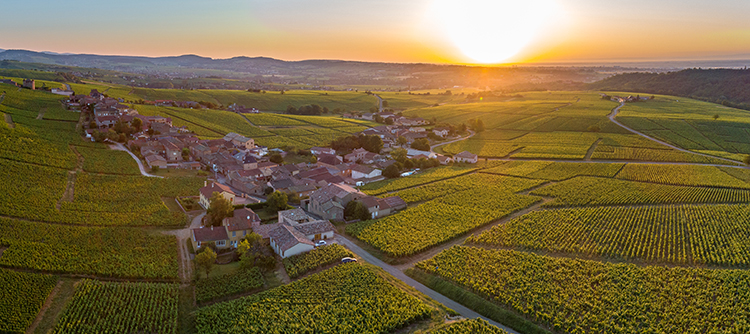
[431,0,562,63]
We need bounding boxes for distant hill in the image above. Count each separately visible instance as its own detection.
[0,49,608,88]
[589,69,750,110]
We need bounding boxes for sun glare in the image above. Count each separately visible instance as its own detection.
[431,0,561,64]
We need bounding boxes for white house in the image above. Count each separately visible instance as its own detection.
[269,224,315,258]
[351,164,382,180]
[454,151,478,164]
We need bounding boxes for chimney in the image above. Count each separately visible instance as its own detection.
[204,180,207,187]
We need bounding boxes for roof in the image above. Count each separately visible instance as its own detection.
[145,154,166,163]
[278,208,312,223]
[200,182,236,199]
[383,196,406,209]
[253,223,280,239]
[269,224,314,252]
[243,154,257,164]
[310,183,363,205]
[192,226,229,242]
[226,207,260,231]
[351,164,376,174]
[360,196,381,209]
[455,151,478,159]
[317,154,343,166]
[294,220,335,236]
[271,178,296,190]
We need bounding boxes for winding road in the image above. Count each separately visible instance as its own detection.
[431,130,476,153]
[108,141,163,178]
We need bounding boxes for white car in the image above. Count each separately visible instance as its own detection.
[314,240,327,247]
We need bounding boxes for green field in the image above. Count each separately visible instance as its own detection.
[349,173,543,257]
[0,217,178,279]
[417,246,750,334]
[195,264,431,333]
[53,280,179,334]
[0,268,58,334]
[468,203,750,267]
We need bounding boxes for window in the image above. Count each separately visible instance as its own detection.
[232,231,236,237]
[197,241,202,248]
[216,240,226,247]
[243,231,247,236]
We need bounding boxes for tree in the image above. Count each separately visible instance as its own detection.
[344,200,370,221]
[403,159,415,170]
[206,192,233,227]
[383,164,401,179]
[309,155,318,164]
[745,155,750,166]
[236,239,251,257]
[359,135,383,153]
[587,125,601,132]
[264,187,274,195]
[391,148,408,163]
[385,117,394,125]
[713,114,720,120]
[130,117,142,132]
[267,191,288,212]
[411,138,430,151]
[382,100,389,108]
[182,148,190,161]
[195,247,217,278]
[269,153,284,164]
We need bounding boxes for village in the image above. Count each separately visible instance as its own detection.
[62,87,479,259]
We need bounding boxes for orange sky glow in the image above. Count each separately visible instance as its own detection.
[2,0,750,65]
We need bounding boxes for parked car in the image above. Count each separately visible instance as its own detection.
[341,257,357,263]
[315,240,327,247]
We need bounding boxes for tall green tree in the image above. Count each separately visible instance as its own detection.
[207,192,233,227]
[195,247,217,278]
[267,191,288,212]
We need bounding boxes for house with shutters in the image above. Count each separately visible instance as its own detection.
[190,207,261,250]
[199,181,237,209]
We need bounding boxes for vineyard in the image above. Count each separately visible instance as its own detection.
[360,166,477,196]
[53,280,179,334]
[349,180,541,257]
[592,145,729,164]
[390,173,544,203]
[615,164,750,189]
[195,264,431,334]
[427,319,508,334]
[468,204,750,266]
[59,173,203,226]
[0,217,178,279]
[282,244,354,279]
[418,246,750,334]
[75,146,141,175]
[0,119,77,169]
[533,176,750,206]
[0,268,57,334]
[195,267,265,304]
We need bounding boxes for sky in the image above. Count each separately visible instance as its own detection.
[2,0,750,65]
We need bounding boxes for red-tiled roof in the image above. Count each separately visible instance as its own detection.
[192,226,229,242]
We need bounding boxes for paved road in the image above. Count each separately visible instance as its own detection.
[335,235,519,334]
[608,102,743,166]
[431,130,475,153]
[374,94,383,112]
[108,141,163,178]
